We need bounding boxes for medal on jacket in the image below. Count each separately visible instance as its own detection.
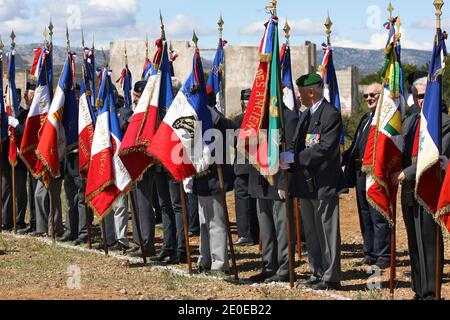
[305,134,321,148]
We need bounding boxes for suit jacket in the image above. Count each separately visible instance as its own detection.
[2,107,29,169]
[288,100,346,200]
[248,108,299,200]
[342,111,373,188]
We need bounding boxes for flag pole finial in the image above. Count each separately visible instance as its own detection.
[387,2,394,21]
[81,28,85,48]
[145,33,149,58]
[396,15,402,40]
[10,30,16,48]
[265,0,277,17]
[48,18,54,43]
[434,0,445,30]
[43,27,49,44]
[124,40,128,66]
[325,12,333,46]
[192,30,199,50]
[218,14,224,39]
[66,25,71,53]
[160,10,166,40]
[283,19,291,43]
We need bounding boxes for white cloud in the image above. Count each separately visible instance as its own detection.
[166,14,212,38]
[240,18,323,36]
[0,0,28,20]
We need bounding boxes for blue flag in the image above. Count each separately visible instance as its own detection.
[207,39,224,112]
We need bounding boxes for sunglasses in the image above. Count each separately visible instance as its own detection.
[364,93,379,99]
[416,94,425,100]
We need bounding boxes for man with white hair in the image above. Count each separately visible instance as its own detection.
[343,82,391,269]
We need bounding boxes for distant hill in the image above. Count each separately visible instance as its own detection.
[317,47,432,76]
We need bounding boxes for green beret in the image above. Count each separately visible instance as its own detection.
[296,73,323,87]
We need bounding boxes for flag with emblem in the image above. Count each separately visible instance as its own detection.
[280,40,298,113]
[36,52,78,179]
[206,37,225,113]
[20,46,52,177]
[416,29,447,216]
[5,46,20,167]
[147,41,212,182]
[85,68,132,217]
[362,18,405,223]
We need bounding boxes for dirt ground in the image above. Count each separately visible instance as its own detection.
[0,189,449,301]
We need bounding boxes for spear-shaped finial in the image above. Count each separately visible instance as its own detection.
[43,27,49,44]
[192,30,199,50]
[145,33,149,58]
[66,25,71,53]
[10,30,16,48]
[434,0,445,30]
[160,10,166,40]
[387,2,395,21]
[92,34,95,50]
[284,19,291,42]
[218,14,224,39]
[325,12,333,46]
[396,15,402,40]
[265,0,277,17]
[48,18,54,43]
[124,41,128,66]
[81,28,85,48]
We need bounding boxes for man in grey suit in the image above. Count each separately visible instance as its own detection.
[281,73,346,291]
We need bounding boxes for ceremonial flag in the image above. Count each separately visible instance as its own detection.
[0,45,8,141]
[206,38,225,113]
[147,46,212,182]
[169,45,179,77]
[142,57,153,81]
[237,17,277,179]
[85,68,132,217]
[438,166,450,234]
[319,43,344,145]
[20,46,52,177]
[5,47,20,167]
[36,52,78,178]
[415,29,447,215]
[362,19,405,223]
[280,42,298,113]
[84,46,96,106]
[78,51,97,179]
[117,65,132,109]
[119,39,174,181]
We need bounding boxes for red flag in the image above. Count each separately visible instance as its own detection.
[437,168,450,234]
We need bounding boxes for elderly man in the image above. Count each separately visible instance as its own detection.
[281,73,346,291]
[394,76,450,300]
[343,83,391,269]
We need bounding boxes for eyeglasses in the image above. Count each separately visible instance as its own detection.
[416,94,425,100]
[364,93,379,99]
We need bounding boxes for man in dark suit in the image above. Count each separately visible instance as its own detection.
[393,77,450,300]
[343,83,391,269]
[281,73,346,291]
[247,106,298,283]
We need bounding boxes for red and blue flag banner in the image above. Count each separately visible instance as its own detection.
[84,47,96,106]
[20,46,52,177]
[169,46,179,77]
[119,39,174,181]
[362,19,405,223]
[147,47,213,182]
[142,58,153,81]
[280,42,298,113]
[416,29,447,216]
[78,51,97,179]
[5,47,20,167]
[206,38,225,113]
[36,52,78,179]
[0,45,8,141]
[237,17,277,180]
[85,68,132,217]
[438,167,450,234]
[319,43,344,145]
[117,65,132,109]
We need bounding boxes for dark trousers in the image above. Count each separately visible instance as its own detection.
[234,174,258,242]
[64,171,90,240]
[356,172,391,263]
[187,193,199,234]
[152,182,162,224]
[2,159,28,229]
[402,196,444,299]
[168,178,186,256]
[28,175,38,230]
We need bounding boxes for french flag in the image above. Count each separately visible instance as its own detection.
[36,52,78,178]
[119,39,174,181]
[415,29,447,215]
[85,68,132,217]
[147,48,213,182]
[78,59,97,179]
[206,38,224,113]
[5,47,20,167]
[142,58,153,81]
[20,46,52,177]
[280,42,298,113]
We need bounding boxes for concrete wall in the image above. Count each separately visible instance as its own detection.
[336,65,359,116]
[224,42,317,117]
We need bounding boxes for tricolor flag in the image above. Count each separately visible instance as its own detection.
[142,57,153,81]
[5,47,20,167]
[36,52,78,179]
[119,39,174,181]
[416,29,447,216]
[85,68,132,217]
[147,46,212,182]
[319,43,344,145]
[237,17,277,179]
[362,19,405,223]
[20,46,52,177]
[78,52,97,179]
[0,45,8,142]
[206,38,225,113]
[280,41,298,113]
[117,65,132,109]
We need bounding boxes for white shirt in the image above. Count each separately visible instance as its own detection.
[309,97,325,116]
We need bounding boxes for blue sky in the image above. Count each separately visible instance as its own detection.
[0,0,446,52]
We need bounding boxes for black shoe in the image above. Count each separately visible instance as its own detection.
[299,276,321,287]
[125,245,140,254]
[312,281,342,291]
[264,274,291,283]
[196,265,211,274]
[248,273,274,283]
[1,226,13,232]
[152,251,172,262]
[57,232,76,242]
[128,249,156,258]
[353,257,376,268]
[188,232,200,237]
[403,270,412,277]
[375,261,391,270]
[74,238,88,246]
[109,243,129,252]
[30,231,47,238]
[18,226,35,235]
[177,254,188,264]
[166,255,181,265]
[234,237,255,247]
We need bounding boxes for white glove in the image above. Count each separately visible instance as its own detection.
[208,106,221,125]
[8,116,19,128]
[280,152,295,170]
[440,155,449,171]
[278,189,286,200]
[183,177,194,194]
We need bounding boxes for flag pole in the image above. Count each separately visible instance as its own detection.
[179,183,193,275]
[0,36,3,234]
[434,0,444,301]
[10,30,17,234]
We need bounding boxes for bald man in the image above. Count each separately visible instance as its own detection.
[343,83,391,269]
